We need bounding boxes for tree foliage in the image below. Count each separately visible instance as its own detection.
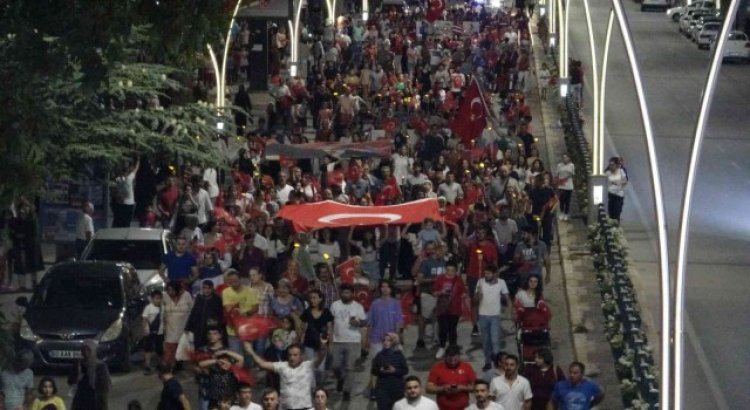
[0,0,230,206]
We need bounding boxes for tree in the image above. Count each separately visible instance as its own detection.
[0,0,231,206]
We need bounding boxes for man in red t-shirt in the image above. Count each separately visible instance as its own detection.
[426,345,477,410]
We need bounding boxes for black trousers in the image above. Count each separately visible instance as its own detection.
[112,204,134,227]
[437,314,459,348]
[608,194,624,222]
[559,189,573,215]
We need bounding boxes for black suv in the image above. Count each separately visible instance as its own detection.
[18,261,148,372]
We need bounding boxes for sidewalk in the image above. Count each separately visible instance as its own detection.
[527,16,623,409]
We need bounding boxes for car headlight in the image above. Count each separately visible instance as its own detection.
[19,319,39,342]
[144,274,164,290]
[100,319,123,343]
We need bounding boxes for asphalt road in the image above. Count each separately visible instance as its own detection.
[565,1,750,408]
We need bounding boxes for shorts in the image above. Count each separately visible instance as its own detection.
[143,334,164,354]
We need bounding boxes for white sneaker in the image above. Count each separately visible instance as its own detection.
[564,214,570,221]
[436,347,446,359]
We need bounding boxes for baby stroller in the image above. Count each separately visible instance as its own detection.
[515,302,552,369]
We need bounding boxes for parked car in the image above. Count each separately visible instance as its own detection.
[692,19,721,45]
[711,31,750,62]
[18,261,148,371]
[641,0,669,12]
[81,227,172,290]
[667,6,684,22]
[680,9,715,34]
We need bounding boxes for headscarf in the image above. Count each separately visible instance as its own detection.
[385,332,401,351]
[82,339,99,389]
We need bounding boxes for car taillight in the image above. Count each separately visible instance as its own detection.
[745,42,750,48]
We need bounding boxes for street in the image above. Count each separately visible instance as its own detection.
[565,2,750,408]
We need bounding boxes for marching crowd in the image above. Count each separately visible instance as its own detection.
[0,0,617,409]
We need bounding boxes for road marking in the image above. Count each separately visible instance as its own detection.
[717,145,726,154]
[685,314,730,410]
[730,161,741,171]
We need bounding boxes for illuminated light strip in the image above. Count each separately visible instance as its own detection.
[610,0,671,408]
[550,0,556,35]
[598,11,614,175]
[674,0,741,408]
[220,0,244,108]
[207,44,222,108]
[581,0,599,175]
[563,0,570,78]
[557,0,566,74]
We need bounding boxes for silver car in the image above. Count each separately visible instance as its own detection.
[81,227,172,290]
[695,22,721,48]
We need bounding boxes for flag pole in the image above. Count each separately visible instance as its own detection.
[472,76,517,147]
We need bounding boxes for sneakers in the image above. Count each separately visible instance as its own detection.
[416,339,426,349]
[435,347,446,359]
[143,367,153,376]
[471,325,479,336]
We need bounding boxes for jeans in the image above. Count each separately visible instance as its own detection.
[228,335,254,368]
[331,342,360,393]
[305,346,329,387]
[608,193,624,222]
[478,315,502,365]
[559,189,573,215]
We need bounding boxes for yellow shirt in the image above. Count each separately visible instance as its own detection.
[32,397,67,410]
[222,285,259,336]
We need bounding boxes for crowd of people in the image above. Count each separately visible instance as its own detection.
[0,0,620,409]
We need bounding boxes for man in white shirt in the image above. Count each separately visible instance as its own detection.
[276,171,294,205]
[190,175,214,228]
[437,172,464,205]
[329,284,368,400]
[466,379,506,410]
[202,167,220,201]
[244,342,326,410]
[490,355,532,410]
[393,376,439,410]
[475,266,510,371]
[230,383,261,410]
[113,158,139,227]
[75,202,95,257]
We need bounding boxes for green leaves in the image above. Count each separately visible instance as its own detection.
[0,1,230,207]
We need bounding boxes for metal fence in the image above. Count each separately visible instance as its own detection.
[591,204,659,409]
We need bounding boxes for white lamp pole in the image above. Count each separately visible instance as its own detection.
[674,0,740,408]
[207,0,244,109]
[609,1,672,408]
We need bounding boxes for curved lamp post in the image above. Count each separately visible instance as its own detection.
[674,0,740,408]
[600,1,672,408]
[207,0,244,109]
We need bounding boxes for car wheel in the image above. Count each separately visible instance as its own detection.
[672,14,680,22]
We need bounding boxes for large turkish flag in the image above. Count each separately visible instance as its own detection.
[426,0,445,23]
[451,79,488,147]
[277,198,441,231]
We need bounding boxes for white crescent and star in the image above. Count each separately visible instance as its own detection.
[470,97,483,121]
[318,213,403,224]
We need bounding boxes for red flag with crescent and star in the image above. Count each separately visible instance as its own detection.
[451,79,488,147]
[336,258,357,285]
[426,0,445,22]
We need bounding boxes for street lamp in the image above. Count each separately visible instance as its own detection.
[288,0,305,78]
[674,0,741,409]
[206,0,244,109]
[605,2,672,409]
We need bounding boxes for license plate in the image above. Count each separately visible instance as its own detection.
[729,52,739,56]
[49,350,82,359]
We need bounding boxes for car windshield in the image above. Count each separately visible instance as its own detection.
[729,33,747,41]
[31,274,123,309]
[86,240,164,269]
[704,23,720,30]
